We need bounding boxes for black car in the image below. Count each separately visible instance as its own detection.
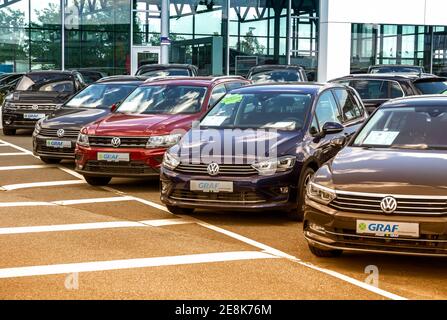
[76,70,108,84]
[135,64,198,78]
[32,76,144,163]
[368,64,425,74]
[160,83,367,220]
[2,70,87,135]
[247,65,308,84]
[304,95,447,257]
[330,73,447,113]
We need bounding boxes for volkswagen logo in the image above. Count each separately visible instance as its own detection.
[32,104,39,111]
[207,162,220,176]
[111,137,121,148]
[380,196,398,214]
[57,129,65,138]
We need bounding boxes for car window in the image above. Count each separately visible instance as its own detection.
[209,84,227,107]
[249,70,303,83]
[334,89,364,122]
[413,80,447,94]
[138,69,190,77]
[16,74,75,93]
[225,81,246,91]
[314,91,342,128]
[339,79,404,100]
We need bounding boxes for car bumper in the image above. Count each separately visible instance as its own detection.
[33,135,76,159]
[304,199,447,257]
[2,111,50,129]
[160,167,299,212]
[75,145,165,178]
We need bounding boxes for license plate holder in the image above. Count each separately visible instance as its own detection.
[190,180,233,193]
[97,152,130,162]
[24,113,45,120]
[46,140,71,148]
[356,219,419,238]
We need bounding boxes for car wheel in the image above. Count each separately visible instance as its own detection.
[84,176,112,186]
[308,243,342,258]
[40,157,62,164]
[2,128,16,136]
[287,167,315,221]
[166,205,195,215]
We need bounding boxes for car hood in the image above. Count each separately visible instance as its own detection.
[41,108,110,130]
[9,91,73,103]
[321,147,447,196]
[171,128,304,164]
[87,113,200,136]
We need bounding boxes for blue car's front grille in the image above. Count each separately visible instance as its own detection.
[169,189,265,204]
[175,163,258,176]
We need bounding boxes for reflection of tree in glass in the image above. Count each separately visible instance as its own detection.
[238,30,265,55]
[0,8,27,67]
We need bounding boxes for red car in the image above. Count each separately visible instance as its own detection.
[75,76,249,186]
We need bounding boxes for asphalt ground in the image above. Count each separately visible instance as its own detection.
[0,130,445,300]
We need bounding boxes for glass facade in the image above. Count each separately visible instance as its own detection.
[0,0,319,77]
[351,23,447,76]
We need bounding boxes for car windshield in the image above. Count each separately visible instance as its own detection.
[370,66,423,73]
[414,80,447,94]
[337,79,404,100]
[200,92,312,130]
[117,85,207,114]
[138,69,190,77]
[353,106,447,149]
[250,70,303,83]
[16,73,74,92]
[65,83,137,109]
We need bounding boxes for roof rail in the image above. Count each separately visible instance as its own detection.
[210,75,246,81]
[143,75,191,83]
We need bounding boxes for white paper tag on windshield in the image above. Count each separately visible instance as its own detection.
[363,131,399,146]
[201,115,227,126]
[262,121,296,129]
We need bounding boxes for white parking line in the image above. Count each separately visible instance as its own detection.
[1,180,86,191]
[52,196,134,206]
[0,251,277,279]
[0,165,56,171]
[0,202,56,208]
[0,153,29,157]
[0,218,192,235]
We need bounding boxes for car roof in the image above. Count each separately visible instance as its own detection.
[25,70,79,76]
[141,76,247,87]
[96,75,147,84]
[369,64,424,69]
[137,64,196,70]
[228,82,344,95]
[331,73,444,82]
[382,95,447,108]
[249,64,305,73]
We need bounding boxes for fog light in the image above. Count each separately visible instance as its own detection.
[279,187,289,194]
[309,223,326,234]
[78,164,83,170]
[161,181,170,194]
[4,118,12,125]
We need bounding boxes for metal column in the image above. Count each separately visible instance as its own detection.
[286,0,292,65]
[61,0,65,70]
[160,0,170,64]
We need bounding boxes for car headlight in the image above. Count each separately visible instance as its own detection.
[146,134,182,149]
[3,101,15,110]
[162,151,180,170]
[77,133,89,147]
[306,182,336,205]
[33,121,42,136]
[251,155,296,175]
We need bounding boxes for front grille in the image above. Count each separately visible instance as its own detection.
[330,193,447,216]
[40,128,79,138]
[12,104,58,111]
[323,229,447,255]
[175,163,258,176]
[37,145,74,154]
[169,189,265,203]
[84,160,158,175]
[89,136,148,148]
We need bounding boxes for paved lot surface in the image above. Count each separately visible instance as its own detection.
[0,130,445,300]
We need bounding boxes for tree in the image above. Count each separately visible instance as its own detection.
[238,30,265,55]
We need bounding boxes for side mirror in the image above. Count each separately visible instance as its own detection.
[110,104,118,112]
[322,122,344,135]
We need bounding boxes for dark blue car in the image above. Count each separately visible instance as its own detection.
[160,83,368,220]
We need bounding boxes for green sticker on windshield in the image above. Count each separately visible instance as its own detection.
[221,94,242,105]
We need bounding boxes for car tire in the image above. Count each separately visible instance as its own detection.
[84,176,112,186]
[287,167,315,221]
[308,244,343,257]
[2,128,16,136]
[166,205,195,215]
[40,157,62,164]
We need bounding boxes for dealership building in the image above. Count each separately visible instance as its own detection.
[0,0,447,81]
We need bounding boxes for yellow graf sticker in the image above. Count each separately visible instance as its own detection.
[221,94,243,105]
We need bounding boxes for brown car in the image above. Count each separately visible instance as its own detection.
[304,95,447,257]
